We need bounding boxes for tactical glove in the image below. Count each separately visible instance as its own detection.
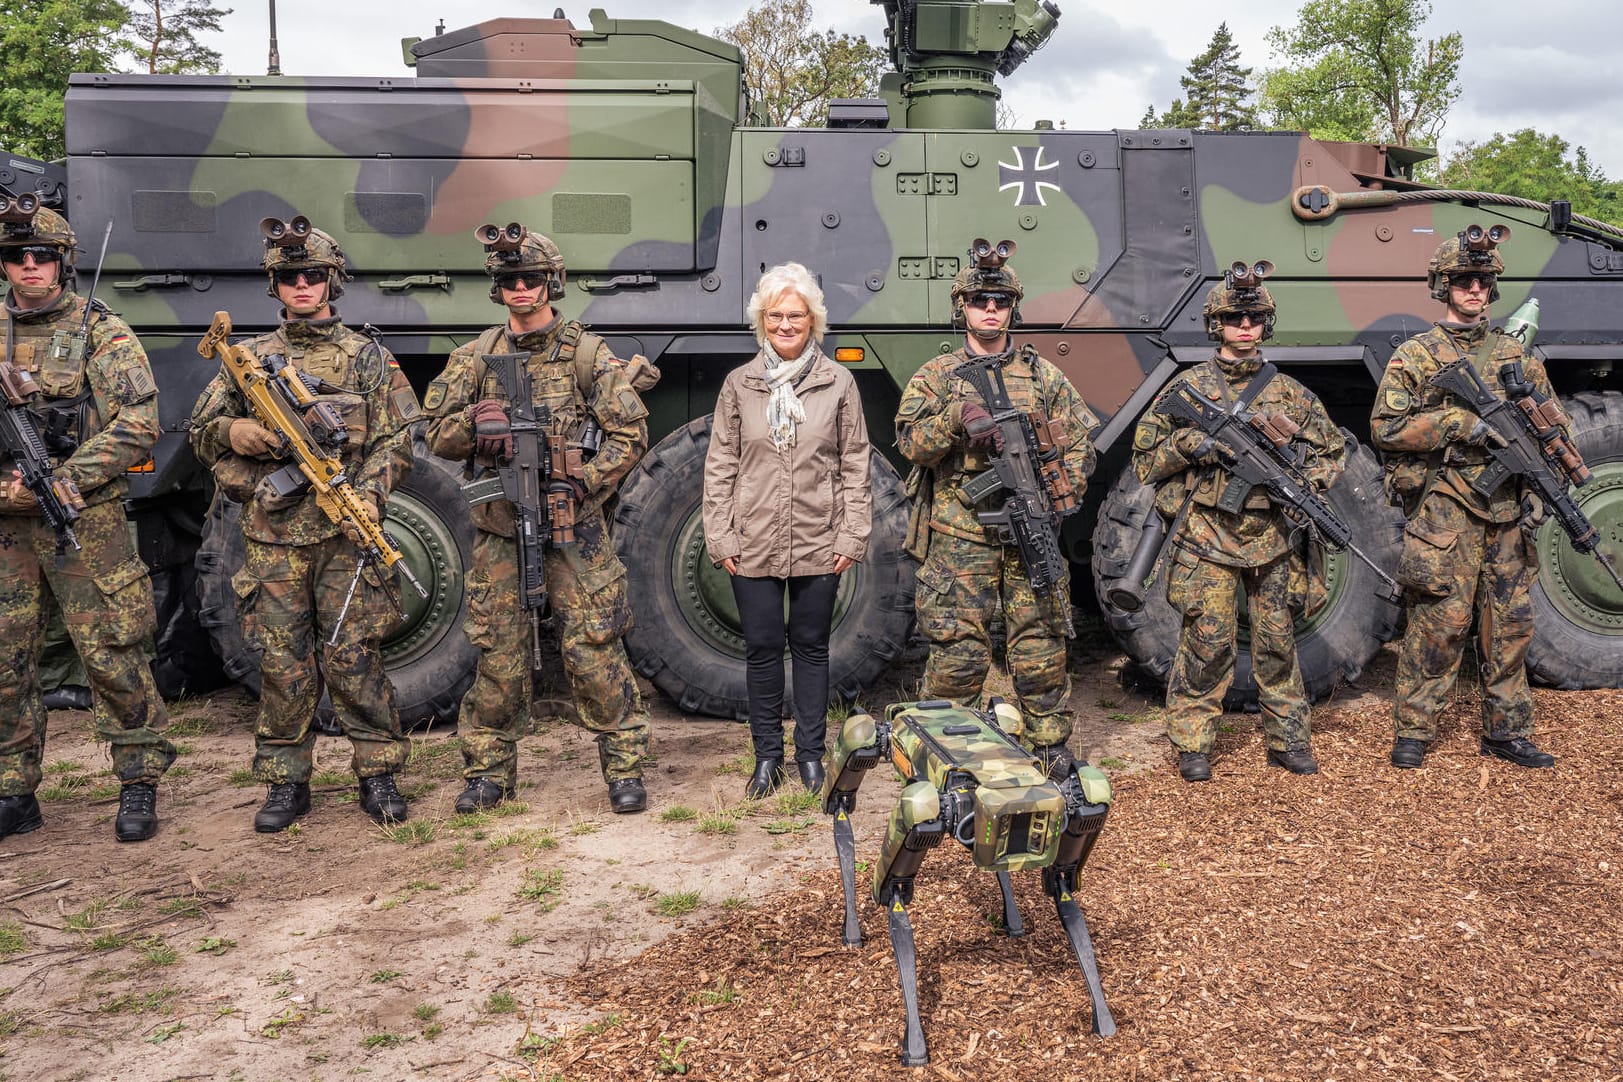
[1174,428,1220,464]
[1464,418,1508,448]
[0,472,37,513]
[470,399,513,460]
[959,401,1003,451]
[228,418,283,458]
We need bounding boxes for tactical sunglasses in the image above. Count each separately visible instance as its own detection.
[1448,272,1496,291]
[272,267,329,286]
[0,245,62,265]
[1218,310,1268,327]
[967,291,1013,311]
[494,271,544,291]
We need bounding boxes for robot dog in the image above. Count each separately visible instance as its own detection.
[823,699,1116,1065]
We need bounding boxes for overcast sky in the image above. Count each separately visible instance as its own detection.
[212,0,1623,178]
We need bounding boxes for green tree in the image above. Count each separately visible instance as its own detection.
[1141,98,1199,129]
[124,1,232,75]
[717,0,889,127]
[1441,129,1623,226]
[0,0,130,159]
[1259,0,1462,148]
[1142,23,1257,131]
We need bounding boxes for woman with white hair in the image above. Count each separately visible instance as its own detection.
[702,263,872,798]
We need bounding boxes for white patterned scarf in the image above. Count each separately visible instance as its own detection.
[762,341,817,449]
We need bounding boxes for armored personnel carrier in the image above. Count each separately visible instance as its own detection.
[13,0,1618,721]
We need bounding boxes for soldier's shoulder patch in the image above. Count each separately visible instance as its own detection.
[1384,387,1412,412]
[122,363,158,402]
[391,386,423,422]
[1132,420,1160,451]
[423,379,449,413]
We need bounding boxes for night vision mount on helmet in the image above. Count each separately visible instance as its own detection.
[476,222,566,303]
[1428,224,1511,302]
[0,199,78,271]
[951,237,1024,332]
[1202,259,1277,341]
[259,215,350,299]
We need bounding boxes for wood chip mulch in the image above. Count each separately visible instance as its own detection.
[540,686,1623,1081]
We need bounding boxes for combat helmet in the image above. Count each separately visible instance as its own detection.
[0,196,79,273]
[1428,224,1509,303]
[1202,260,1276,342]
[951,238,1024,335]
[475,223,565,310]
[259,215,350,299]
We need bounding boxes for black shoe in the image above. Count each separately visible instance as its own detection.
[745,757,785,800]
[254,782,312,833]
[0,793,43,840]
[797,759,825,793]
[1481,736,1555,769]
[608,777,646,814]
[1267,748,1319,776]
[114,782,159,842]
[359,774,409,824]
[42,685,92,712]
[454,777,512,814]
[1391,737,1427,769]
[1033,743,1076,780]
[1177,751,1211,783]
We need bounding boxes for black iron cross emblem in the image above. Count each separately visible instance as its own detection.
[998,145,1060,207]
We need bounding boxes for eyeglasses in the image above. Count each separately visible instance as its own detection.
[1448,272,1496,292]
[764,310,810,327]
[494,271,544,292]
[1218,310,1267,327]
[272,267,329,287]
[0,245,62,266]
[967,292,1013,311]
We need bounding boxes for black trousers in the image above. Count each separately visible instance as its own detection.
[730,573,840,762]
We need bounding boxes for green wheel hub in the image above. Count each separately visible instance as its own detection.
[1536,459,1623,632]
[381,489,465,667]
[668,504,855,658]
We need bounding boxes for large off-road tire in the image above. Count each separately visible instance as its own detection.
[194,447,477,728]
[615,416,916,719]
[1090,438,1402,706]
[1527,390,1623,689]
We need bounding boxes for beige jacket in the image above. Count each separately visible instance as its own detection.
[703,349,871,578]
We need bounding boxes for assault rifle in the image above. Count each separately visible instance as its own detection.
[953,353,1079,634]
[0,360,81,556]
[196,310,426,639]
[469,352,580,669]
[1155,384,1402,602]
[1431,357,1623,593]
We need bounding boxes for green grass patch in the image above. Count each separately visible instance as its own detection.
[581,1012,623,1035]
[721,896,750,910]
[771,789,819,815]
[516,1029,557,1060]
[761,817,814,836]
[566,816,601,836]
[64,900,110,932]
[659,804,698,823]
[146,1022,186,1044]
[100,988,178,1014]
[413,1003,440,1022]
[518,868,564,912]
[196,936,236,956]
[688,980,739,1005]
[0,921,25,956]
[362,1032,406,1049]
[483,990,518,1014]
[370,969,403,984]
[714,753,751,777]
[311,769,350,787]
[382,820,438,846]
[44,759,84,774]
[508,931,535,947]
[0,1010,22,1037]
[136,937,177,966]
[487,827,557,855]
[261,1007,304,1037]
[696,812,739,836]
[655,890,701,917]
[226,768,257,787]
[1098,757,1128,770]
[89,931,127,951]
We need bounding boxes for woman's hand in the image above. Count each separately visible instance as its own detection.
[833,554,854,575]
[722,557,739,575]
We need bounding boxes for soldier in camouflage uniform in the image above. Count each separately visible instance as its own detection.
[1372,230,1559,770]
[190,219,417,831]
[895,241,1098,776]
[0,205,174,842]
[424,225,653,815]
[1132,264,1345,782]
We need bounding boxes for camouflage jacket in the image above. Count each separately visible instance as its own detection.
[895,341,1099,546]
[1371,320,1559,523]
[423,314,649,538]
[2,289,160,508]
[1133,352,1346,567]
[190,311,417,545]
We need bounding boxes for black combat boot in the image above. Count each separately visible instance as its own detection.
[1033,743,1076,780]
[0,793,44,840]
[745,757,785,799]
[1177,751,1212,782]
[359,774,409,824]
[796,759,825,793]
[1391,737,1427,769]
[1266,747,1319,775]
[1481,736,1555,769]
[254,782,312,833]
[114,782,159,842]
[454,777,513,814]
[608,777,647,814]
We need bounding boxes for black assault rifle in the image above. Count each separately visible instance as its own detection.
[953,353,1079,635]
[1431,357,1623,593]
[0,360,81,556]
[1155,384,1402,602]
[469,353,579,669]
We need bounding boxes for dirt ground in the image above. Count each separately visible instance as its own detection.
[1,633,1619,1082]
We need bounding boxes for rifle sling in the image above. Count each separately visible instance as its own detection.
[1207,358,1278,513]
[1415,328,1506,513]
